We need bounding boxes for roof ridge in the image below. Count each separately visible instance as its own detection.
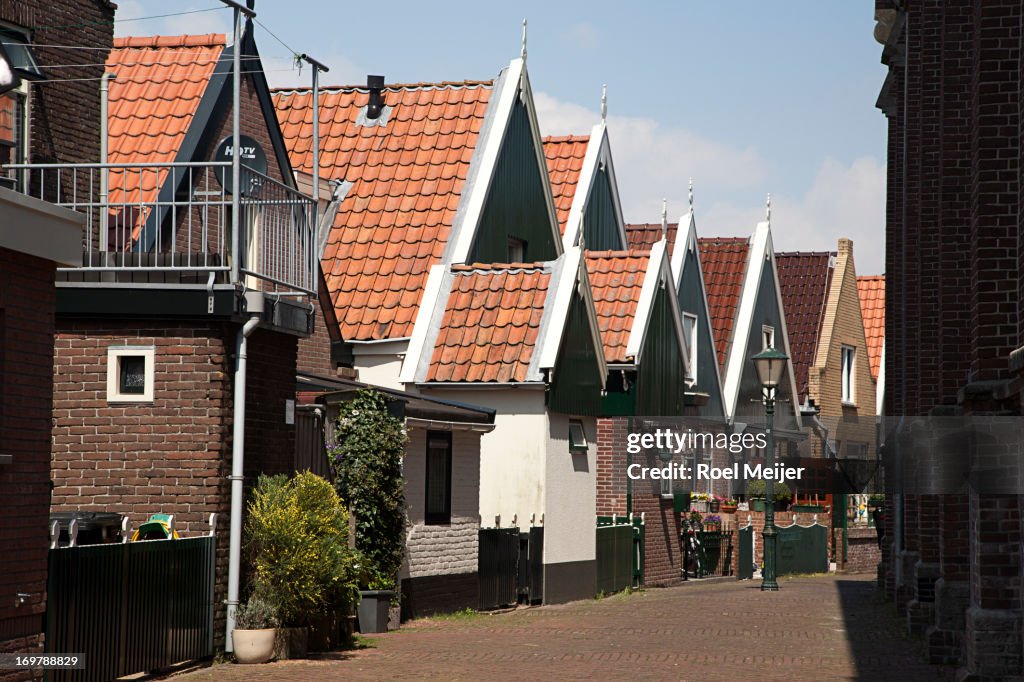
[542,134,590,143]
[585,249,651,259]
[272,79,494,94]
[776,250,836,258]
[858,274,886,280]
[113,34,226,49]
[451,262,550,273]
[626,222,680,229]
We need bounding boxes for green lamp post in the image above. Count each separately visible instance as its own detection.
[752,346,789,592]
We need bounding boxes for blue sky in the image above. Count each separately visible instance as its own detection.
[116,1,888,273]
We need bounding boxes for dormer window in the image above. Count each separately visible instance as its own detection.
[682,312,698,383]
[762,325,775,351]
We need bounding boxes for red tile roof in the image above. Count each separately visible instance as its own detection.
[426,264,551,382]
[543,135,589,235]
[273,81,494,340]
[585,251,651,363]
[857,275,885,380]
[698,237,750,370]
[105,34,225,210]
[626,223,678,254]
[775,252,835,401]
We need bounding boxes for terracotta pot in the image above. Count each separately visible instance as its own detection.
[232,628,275,664]
[720,504,738,514]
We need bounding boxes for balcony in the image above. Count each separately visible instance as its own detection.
[6,161,318,297]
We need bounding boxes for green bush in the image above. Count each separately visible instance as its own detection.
[330,389,407,591]
[245,472,359,626]
[234,595,279,630]
[746,478,792,502]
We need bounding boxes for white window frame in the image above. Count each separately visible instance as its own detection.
[841,345,856,405]
[568,419,588,452]
[106,346,155,402]
[682,312,698,384]
[761,325,775,350]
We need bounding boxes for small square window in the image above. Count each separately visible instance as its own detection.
[682,312,698,383]
[568,419,588,452]
[841,345,856,404]
[106,346,155,402]
[762,325,775,351]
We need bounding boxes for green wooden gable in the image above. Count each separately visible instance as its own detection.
[635,284,687,416]
[582,167,624,250]
[548,288,604,416]
[469,98,559,264]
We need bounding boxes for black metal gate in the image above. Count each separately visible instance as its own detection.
[295,406,331,478]
[45,536,215,682]
[479,527,544,609]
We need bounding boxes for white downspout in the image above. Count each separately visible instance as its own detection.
[99,72,112,252]
[225,307,261,651]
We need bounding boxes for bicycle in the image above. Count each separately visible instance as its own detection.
[682,517,704,580]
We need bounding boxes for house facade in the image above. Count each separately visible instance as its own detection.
[0,1,114,669]
[275,55,608,604]
[42,26,315,649]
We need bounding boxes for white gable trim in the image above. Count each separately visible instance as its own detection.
[673,211,728,412]
[399,263,452,384]
[722,221,802,426]
[624,239,688,374]
[446,58,562,264]
[533,247,608,385]
[562,122,627,251]
[876,339,885,416]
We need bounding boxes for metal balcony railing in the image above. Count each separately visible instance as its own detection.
[5,161,317,296]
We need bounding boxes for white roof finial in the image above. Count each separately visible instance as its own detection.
[601,84,607,122]
[521,19,528,60]
[766,192,771,223]
[661,198,668,239]
[688,178,694,211]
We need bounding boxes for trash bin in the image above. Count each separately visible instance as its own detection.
[49,512,124,546]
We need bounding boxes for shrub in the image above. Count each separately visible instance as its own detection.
[245,472,359,625]
[746,479,792,502]
[234,595,279,630]
[330,389,407,591]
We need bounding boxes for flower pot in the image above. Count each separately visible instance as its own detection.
[720,504,738,514]
[709,500,720,513]
[274,626,308,660]
[357,590,394,634]
[232,628,275,664]
[751,499,767,512]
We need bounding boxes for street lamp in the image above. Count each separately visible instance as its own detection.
[752,346,788,592]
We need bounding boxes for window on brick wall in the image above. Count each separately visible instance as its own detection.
[841,345,856,405]
[0,26,42,191]
[425,431,452,525]
[106,346,155,402]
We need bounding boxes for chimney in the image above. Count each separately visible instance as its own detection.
[366,75,385,120]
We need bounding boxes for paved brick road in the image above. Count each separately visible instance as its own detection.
[178,575,950,681]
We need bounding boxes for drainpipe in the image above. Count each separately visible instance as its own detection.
[99,72,112,252]
[225,293,262,651]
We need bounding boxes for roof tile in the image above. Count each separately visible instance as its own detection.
[275,81,494,339]
[698,237,750,370]
[857,275,886,380]
[626,223,679,254]
[543,135,589,235]
[585,250,651,363]
[775,252,835,401]
[426,265,552,382]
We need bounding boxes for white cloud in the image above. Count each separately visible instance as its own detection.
[533,91,886,274]
[702,156,887,274]
[563,22,601,51]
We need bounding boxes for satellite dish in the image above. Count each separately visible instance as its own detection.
[213,134,267,197]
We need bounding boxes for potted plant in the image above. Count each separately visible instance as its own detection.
[709,497,720,513]
[245,472,360,657]
[232,596,278,664]
[331,389,408,634]
[720,497,739,514]
[746,480,792,512]
[703,514,722,531]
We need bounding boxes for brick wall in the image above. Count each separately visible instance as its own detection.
[839,527,882,575]
[0,248,59,676]
[51,320,298,648]
[595,417,628,516]
[297,282,338,377]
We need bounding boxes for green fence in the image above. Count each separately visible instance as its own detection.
[777,523,828,576]
[46,536,215,682]
[596,516,645,590]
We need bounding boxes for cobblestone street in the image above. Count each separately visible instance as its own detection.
[176,575,950,681]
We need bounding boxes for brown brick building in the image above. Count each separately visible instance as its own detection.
[0,2,114,676]
[874,2,1024,678]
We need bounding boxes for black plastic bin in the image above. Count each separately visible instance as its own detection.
[49,511,124,546]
